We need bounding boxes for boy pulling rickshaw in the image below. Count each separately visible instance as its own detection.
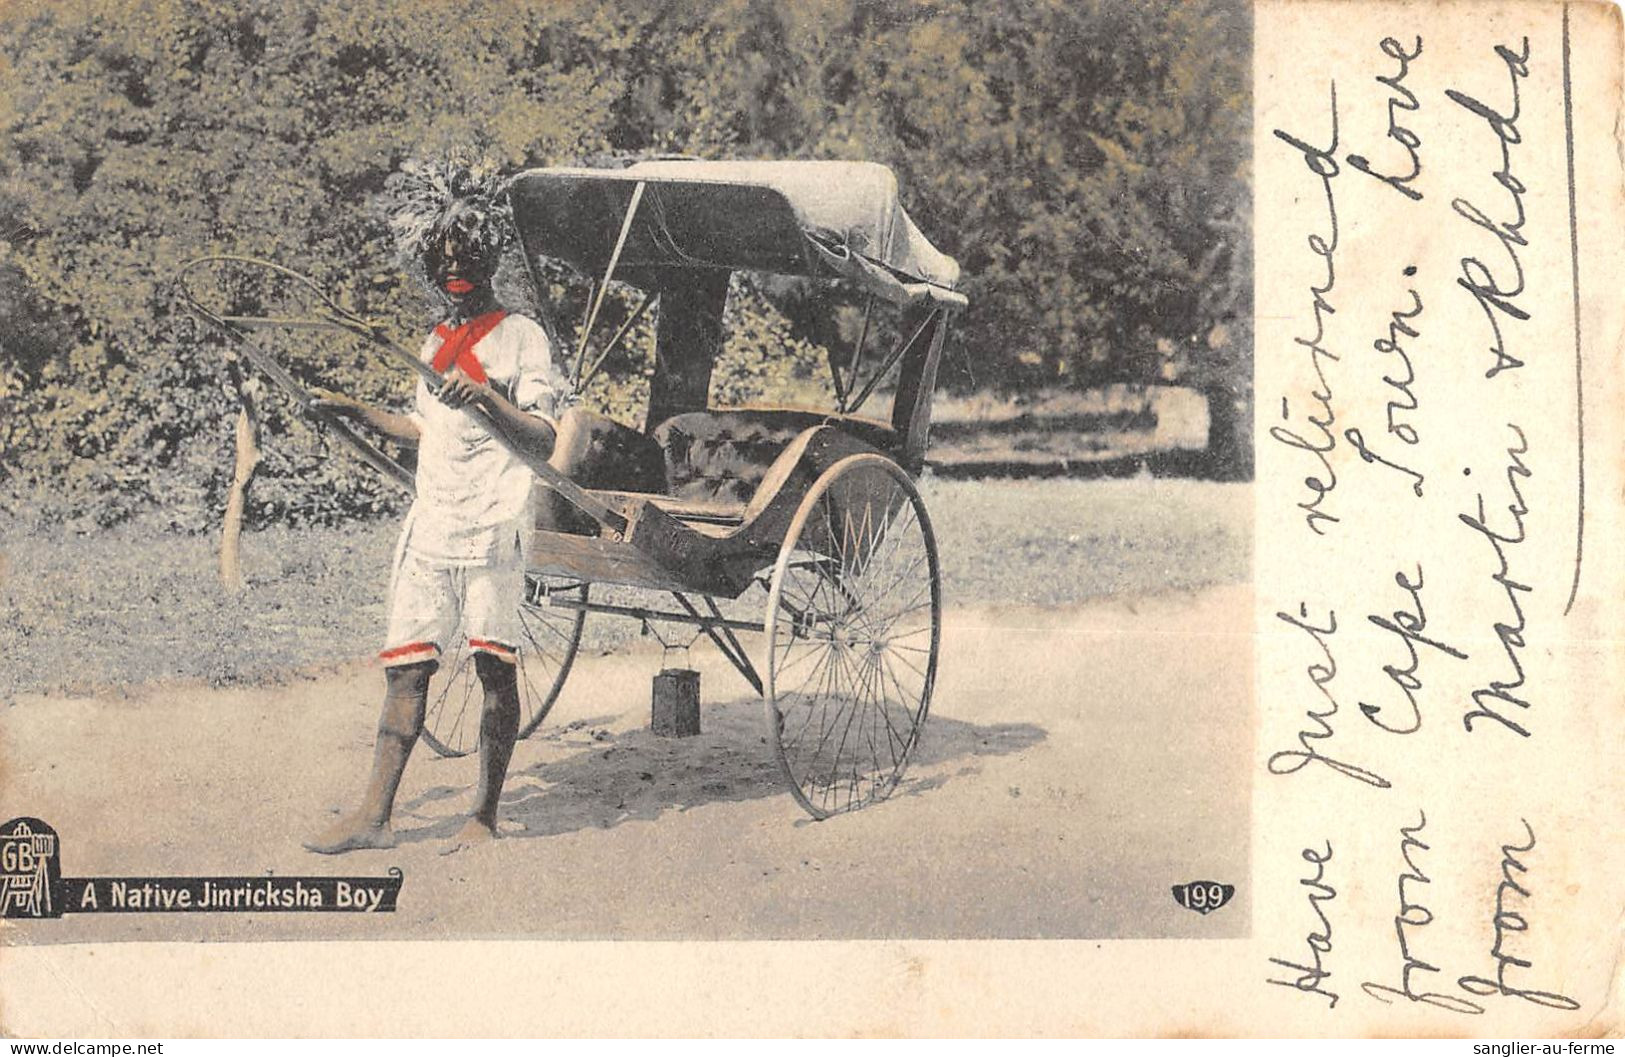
[183,155,963,831]
[304,159,564,854]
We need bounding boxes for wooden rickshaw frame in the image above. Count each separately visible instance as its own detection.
[177,160,967,818]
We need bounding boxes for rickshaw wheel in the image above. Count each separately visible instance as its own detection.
[764,454,941,820]
[420,577,589,759]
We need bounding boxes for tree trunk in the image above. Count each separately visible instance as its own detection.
[220,376,261,594]
[1201,384,1252,481]
[644,271,730,432]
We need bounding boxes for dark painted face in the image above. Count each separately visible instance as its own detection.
[427,232,497,308]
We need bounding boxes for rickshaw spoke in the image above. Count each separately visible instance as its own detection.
[817,568,863,626]
[847,653,887,802]
[776,629,827,668]
[865,517,924,602]
[799,646,855,781]
[514,657,545,733]
[816,660,854,810]
[780,550,832,605]
[766,454,940,819]
[778,560,834,631]
[852,652,892,806]
[861,673,900,781]
[802,640,864,774]
[782,650,841,753]
[806,563,840,620]
[821,650,872,808]
[881,670,929,739]
[802,647,845,809]
[422,640,475,757]
[840,505,870,610]
[853,499,877,580]
[826,651,867,790]
[846,516,924,636]
[516,607,559,666]
[859,501,915,589]
[531,615,577,646]
[439,664,478,754]
[849,653,887,801]
[522,599,582,645]
[878,658,927,762]
[859,550,930,626]
[517,654,545,705]
[869,589,934,643]
[780,636,841,750]
[775,569,829,636]
[887,646,931,684]
[781,554,850,633]
[422,579,587,757]
[866,572,933,628]
[857,497,913,577]
[854,499,879,583]
[874,683,903,773]
[839,507,859,593]
[800,646,851,765]
[776,638,833,682]
[867,652,912,754]
[782,642,838,711]
[879,651,928,725]
[873,689,910,769]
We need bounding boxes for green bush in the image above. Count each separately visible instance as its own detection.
[0,0,1250,530]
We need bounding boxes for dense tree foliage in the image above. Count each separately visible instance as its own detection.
[0,0,1250,529]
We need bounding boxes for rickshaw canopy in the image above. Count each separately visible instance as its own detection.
[177,161,951,808]
[507,160,965,308]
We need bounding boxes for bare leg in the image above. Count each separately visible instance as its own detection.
[443,652,520,852]
[305,661,433,854]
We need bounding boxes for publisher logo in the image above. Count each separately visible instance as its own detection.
[0,817,65,919]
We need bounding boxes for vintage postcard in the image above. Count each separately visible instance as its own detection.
[0,0,1619,1038]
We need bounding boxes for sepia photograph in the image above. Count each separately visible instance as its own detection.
[0,0,1253,949]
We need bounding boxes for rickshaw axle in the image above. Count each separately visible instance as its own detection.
[544,596,765,635]
[541,593,766,696]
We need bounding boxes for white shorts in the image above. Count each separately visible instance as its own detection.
[380,537,525,668]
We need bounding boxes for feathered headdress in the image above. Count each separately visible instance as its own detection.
[384,151,513,295]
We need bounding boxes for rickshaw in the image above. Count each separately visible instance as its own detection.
[178,159,966,819]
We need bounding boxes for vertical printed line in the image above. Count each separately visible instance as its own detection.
[1561,2,1585,615]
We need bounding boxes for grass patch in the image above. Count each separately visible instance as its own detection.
[0,478,1249,702]
[0,520,398,702]
[922,475,1249,608]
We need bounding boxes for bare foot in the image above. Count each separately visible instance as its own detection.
[303,815,396,855]
[439,817,499,856]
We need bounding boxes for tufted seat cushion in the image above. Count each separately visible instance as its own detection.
[650,409,896,506]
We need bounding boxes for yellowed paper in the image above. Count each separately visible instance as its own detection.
[1252,0,1624,1036]
[2,0,1622,1039]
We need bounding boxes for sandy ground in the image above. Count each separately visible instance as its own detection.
[1,585,1250,943]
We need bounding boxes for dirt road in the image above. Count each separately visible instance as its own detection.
[2,585,1250,943]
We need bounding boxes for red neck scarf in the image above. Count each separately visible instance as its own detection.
[431,309,508,383]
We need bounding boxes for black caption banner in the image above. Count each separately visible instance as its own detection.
[1,817,403,919]
[57,872,404,915]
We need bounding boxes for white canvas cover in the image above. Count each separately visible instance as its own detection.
[506,159,965,307]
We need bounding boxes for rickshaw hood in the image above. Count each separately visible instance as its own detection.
[506,159,964,308]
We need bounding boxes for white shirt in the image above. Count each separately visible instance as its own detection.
[404,313,565,565]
